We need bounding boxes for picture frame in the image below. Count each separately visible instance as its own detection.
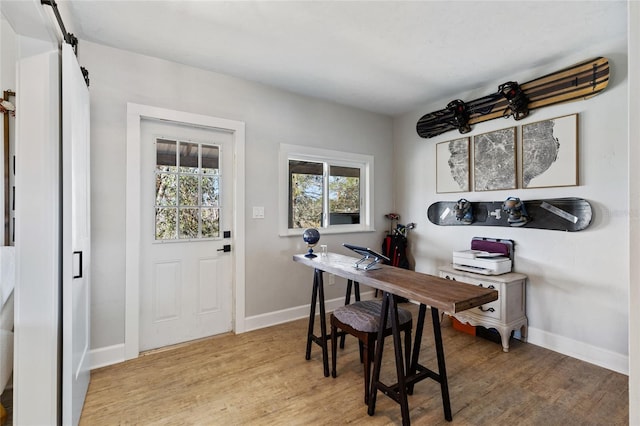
[436,137,470,193]
[473,127,516,191]
[521,114,578,188]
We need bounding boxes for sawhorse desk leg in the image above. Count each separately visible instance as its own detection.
[409,304,452,421]
[368,296,452,425]
[305,273,361,377]
[339,279,360,349]
[305,269,330,377]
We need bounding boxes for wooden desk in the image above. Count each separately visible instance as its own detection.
[293,253,498,425]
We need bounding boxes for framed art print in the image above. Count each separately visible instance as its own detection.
[473,127,516,191]
[521,114,578,188]
[436,137,469,193]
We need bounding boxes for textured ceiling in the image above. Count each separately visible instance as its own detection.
[61,1,627,116]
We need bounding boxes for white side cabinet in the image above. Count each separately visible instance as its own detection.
[439,265,527,352]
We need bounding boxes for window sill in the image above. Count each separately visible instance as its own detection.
[279,226,376,237]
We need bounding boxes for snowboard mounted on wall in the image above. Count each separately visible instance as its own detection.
[427,197,592,232]
[416,57,609,139]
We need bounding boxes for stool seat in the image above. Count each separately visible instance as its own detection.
[333,300,412,333]
[331,299,412,404]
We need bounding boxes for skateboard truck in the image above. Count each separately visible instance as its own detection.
[446,99,471,134]
[498,81,529,120]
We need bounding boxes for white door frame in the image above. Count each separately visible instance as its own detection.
[125,103,246,360]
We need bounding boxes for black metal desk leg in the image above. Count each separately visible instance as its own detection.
[367,291,389,416]
[317,269,329,377]
[367,292,411,425]
[340,280,362,349]
[305,270,318,361]
[408,303,427,395]
[343,279,361,305]
[431,307,452,421]
[389,293,411,425]
[305,269,330,377]
[340,280,353,349]
[344,279,353,304]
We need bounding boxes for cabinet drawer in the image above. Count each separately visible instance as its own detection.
[440,271,501,320]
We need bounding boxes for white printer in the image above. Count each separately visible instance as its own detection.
[452,237,514,275]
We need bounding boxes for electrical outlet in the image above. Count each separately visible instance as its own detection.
[328,273,335,286]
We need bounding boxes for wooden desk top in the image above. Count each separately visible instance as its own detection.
[293,253,498,314]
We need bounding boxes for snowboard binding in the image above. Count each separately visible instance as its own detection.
[454,198,474,224]
[502,197,529,227]
[498,81,529,120]
[446,99,471,134]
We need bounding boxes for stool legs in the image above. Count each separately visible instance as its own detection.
[331,321,338,378]
[362,339,373,404]
[331,321,377,405]
[332,303,412,406]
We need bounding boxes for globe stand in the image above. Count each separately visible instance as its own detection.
[305,246,317,258]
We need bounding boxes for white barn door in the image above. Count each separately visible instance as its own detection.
[61,43,91,425]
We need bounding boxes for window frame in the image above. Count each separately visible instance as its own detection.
[279,143,374,236]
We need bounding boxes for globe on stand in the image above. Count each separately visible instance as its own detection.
[303,228,321,258]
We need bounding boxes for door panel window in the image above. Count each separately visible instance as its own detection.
[201,176,219,206]
[155,138,221,240]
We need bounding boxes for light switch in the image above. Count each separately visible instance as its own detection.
[253,206,265,219]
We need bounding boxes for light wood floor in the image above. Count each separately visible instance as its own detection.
[80,303,628,425]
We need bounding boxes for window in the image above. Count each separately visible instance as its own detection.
[280,144,373,235]
[155,138,221,240]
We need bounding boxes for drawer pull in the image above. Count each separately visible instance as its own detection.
[478,284,495,289]
[479,306,495,313]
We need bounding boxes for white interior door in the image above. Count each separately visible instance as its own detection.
[61,43,91,426]
[140,119,233,351]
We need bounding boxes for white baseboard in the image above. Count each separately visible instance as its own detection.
[527,326,628,375]
[90,344,126,370]
[243,291,376,332]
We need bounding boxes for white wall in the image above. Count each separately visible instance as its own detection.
[78,41,394,350]
[393,38,629,373]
